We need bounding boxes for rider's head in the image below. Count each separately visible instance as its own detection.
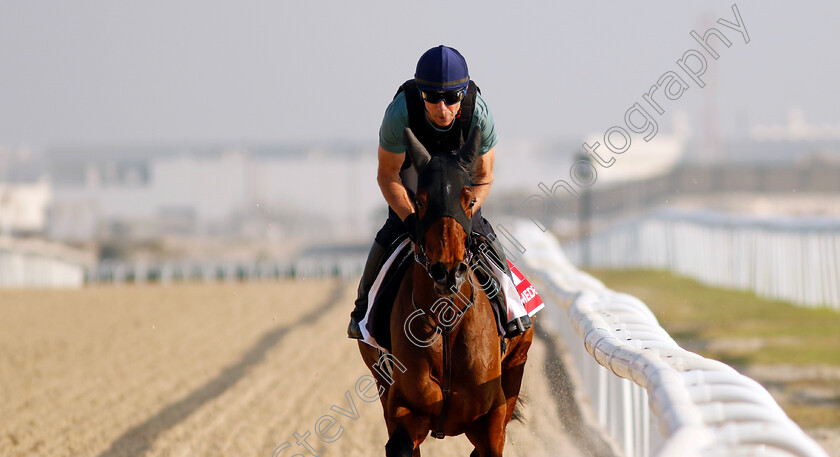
[415,45,470,129]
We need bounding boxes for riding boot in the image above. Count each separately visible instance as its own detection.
[347,241,388,339]
[480,233,533,338]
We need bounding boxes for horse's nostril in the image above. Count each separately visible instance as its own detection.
[457,263,468,276]
[430,263,448,283]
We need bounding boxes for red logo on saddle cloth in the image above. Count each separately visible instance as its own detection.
[507,260,544,316]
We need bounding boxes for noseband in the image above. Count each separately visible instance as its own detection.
[413,234,474,282]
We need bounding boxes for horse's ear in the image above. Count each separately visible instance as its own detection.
[457,126,482,172]
[404,128,431,171]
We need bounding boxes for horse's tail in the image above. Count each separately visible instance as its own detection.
[511,392,527,423]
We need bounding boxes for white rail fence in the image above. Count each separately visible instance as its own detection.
[87,256,365,284]
[512,221,828,457]
[1,244,365,287]
[564,209,840,311]
[0,237,89,288]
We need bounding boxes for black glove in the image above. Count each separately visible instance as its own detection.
[402,213,419,244]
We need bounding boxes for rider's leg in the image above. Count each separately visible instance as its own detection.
[471,211,532,337]
[347,210,407,339]
[347,241,387,339]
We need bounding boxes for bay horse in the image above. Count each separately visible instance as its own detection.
[358,126,534,456]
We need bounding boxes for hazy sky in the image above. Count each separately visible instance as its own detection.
[2,0,839,146]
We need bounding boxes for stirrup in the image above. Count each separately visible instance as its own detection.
[504,315,532,338]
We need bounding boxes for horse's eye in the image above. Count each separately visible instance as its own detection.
[416,199,425,210]
[469,199,476,209]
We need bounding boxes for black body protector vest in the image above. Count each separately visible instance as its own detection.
[395,79,480,194]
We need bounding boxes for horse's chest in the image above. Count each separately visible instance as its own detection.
[394,338,502,414]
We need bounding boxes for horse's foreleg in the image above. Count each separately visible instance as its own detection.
[501,363,526,426]
[385,426,414,457]
[358,342,393,417]
[501,329,533,426]
[385,405,429,457]
[464,403,506,457]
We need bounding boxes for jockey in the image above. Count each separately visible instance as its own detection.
[347,45,532,340]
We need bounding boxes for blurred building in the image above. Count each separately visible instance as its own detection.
[0,178,52,235]
[4,119,838,248]
[44,144,382,243]
[584,115,689,186]
[751,108,840,142]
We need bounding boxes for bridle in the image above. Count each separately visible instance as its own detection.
[402,123,481,296]
[409,221,477,333]
[410,187,475,282]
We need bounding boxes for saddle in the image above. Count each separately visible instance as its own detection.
[362,237,415,352]
[359,236,509,353]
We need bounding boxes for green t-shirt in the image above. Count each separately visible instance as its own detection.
[378,90,498,155]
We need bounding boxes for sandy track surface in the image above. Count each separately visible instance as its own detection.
[1,279,592,457]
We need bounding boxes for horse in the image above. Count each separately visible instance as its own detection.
[358,126,534,457]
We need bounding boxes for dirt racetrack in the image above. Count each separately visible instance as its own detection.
[0,279,597,457]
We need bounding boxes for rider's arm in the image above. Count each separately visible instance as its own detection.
[377,146,415,220]
[471,146,495,211]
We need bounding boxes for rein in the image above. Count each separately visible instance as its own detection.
[410,245,477,440]
[408,272,475,331]
[398,125,488,441]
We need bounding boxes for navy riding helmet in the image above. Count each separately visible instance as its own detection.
[414,45,470,92]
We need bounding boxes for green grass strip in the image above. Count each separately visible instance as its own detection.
[589,268,840,428]
[589,268,840,367]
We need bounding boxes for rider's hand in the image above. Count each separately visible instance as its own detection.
[402,213,419,244]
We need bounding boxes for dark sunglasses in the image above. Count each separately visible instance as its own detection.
[420,88,466,105]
